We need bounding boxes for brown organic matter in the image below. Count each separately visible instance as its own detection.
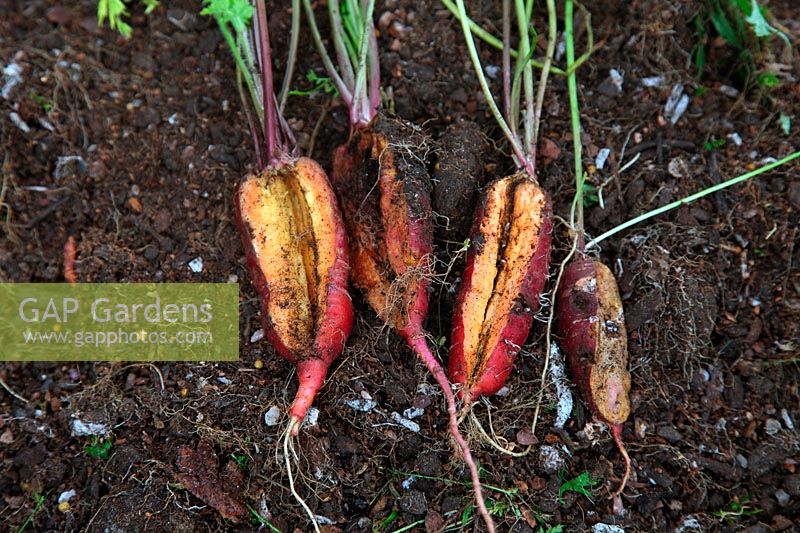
[432,119,487,240]
[175,441,248,523]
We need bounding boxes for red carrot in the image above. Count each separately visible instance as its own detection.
[449,0,553,406]
[556,258,631,496]
[204,0,353,433]
[557,0,631,499]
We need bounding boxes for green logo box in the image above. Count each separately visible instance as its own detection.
[0,283,239,361]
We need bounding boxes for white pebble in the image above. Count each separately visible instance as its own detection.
[58,489,76,504]
[609,69,624,91]
[539,444,567,473]
[765,418,782,436]
[485,65,500,79]
[188,256,203,273]
[9,112,30,133]
[593,524,625,533]
[263,406,281,426]
[664,84,689,125]
[550,343,573,429]
[727,132,743,146]
[781,408,795,430]
[403,407,425,420]
[302,407,319,428]
[250,329,264,343]
[675,516,703,532]
[595,148,611,170]
[346,398,377,413]
[71,419,110,437]
[390,411,420,433]
[641,75,663,88]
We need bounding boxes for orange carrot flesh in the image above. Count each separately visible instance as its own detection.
[449,173,553,403]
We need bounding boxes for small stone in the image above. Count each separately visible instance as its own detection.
[784,475,800,496]
[425,510,444,532]
[593,524,625,533]
[188,257,203,273]
[516,428,538,446]
[657,425,682,443]
[765,418,782,436]
[0,429,13,444]
[539,137,561,163]
[263,406,281,426]
[398,489,427,515]
[539,445,567,473]
[58,489,76,503]
[250,329,264,343]
[46,6,73,25]
[775,489,790,506]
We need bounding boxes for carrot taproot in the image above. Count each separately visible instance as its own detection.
[206,1,354,528]
[556,257,631,496]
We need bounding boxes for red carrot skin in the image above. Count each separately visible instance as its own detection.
[449,173,553,404]
[235,156,354,434]
[556,257,631,495]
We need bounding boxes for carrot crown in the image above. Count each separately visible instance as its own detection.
[303,0,380,129]
[201,0,298,169]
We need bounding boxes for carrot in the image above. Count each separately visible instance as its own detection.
[204,1,353,528]
[449,175,552,404]
[556,258,631,496]
[235,157,353,431]
[555,0,630,499]
[449,0,553,406]
[304,2,495,531]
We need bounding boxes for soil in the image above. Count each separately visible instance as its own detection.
[1,1,799,532]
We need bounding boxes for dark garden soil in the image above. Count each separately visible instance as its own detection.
[1,1,799,531]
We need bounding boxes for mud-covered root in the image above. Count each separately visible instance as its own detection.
[611,423,631,499]
[283,418,320,533]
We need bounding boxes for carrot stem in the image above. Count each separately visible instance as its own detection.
[255,0,278,164]
[278,0,301,113]
[404,332,496,533]
[586,149,800,248]
[302,0,353,106]
[565,0,586,253]
[455,0,529,175]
